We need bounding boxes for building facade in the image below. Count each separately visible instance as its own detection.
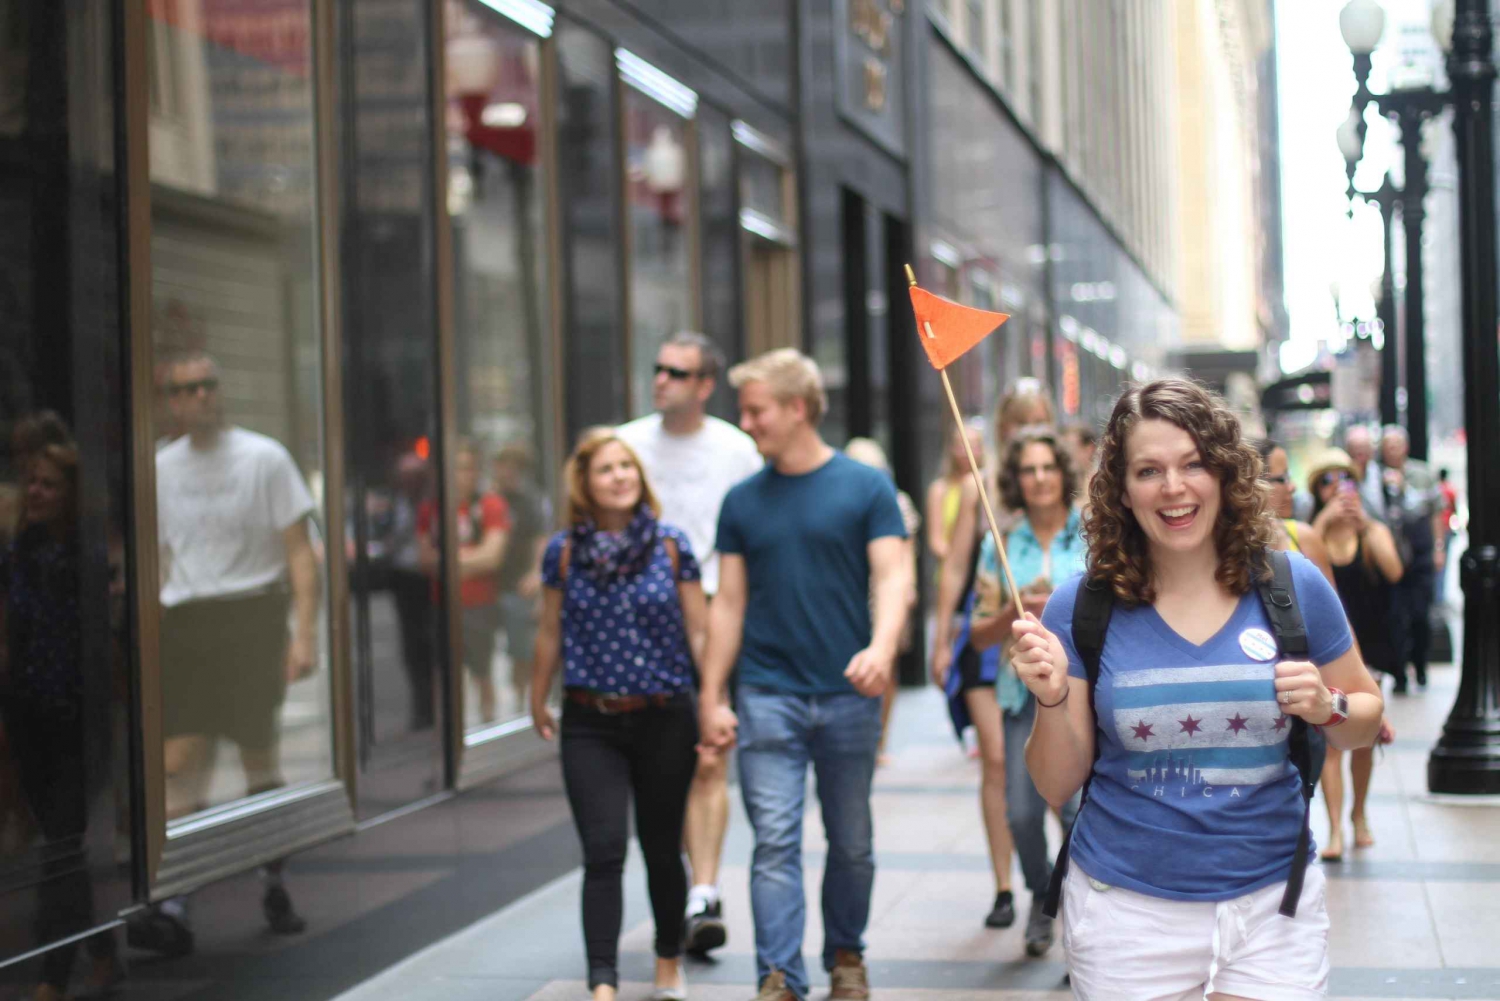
[921,0,1181,434]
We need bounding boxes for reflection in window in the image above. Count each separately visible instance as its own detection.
[0,0,132,979]
[340,0,446,808]
[147,0,333,823]
[445,0,555,734]
[624,86,694,418]
[740,152,786,228]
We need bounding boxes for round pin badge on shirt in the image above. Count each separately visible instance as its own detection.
[1239,627,1278,661]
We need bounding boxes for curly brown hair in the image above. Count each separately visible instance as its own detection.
[999,429,1078,513]
[1082,379,1276,605]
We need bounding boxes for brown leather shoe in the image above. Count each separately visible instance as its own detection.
[752,970,800,1001]
[828,950,869,1001]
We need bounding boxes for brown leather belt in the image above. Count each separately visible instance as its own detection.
[566,689,676,714]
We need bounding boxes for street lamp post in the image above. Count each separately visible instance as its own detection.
[1370,174,1399,429]
[1377,86,1445,460]
[1429,0,1500,795]
[1338,1,1411,439]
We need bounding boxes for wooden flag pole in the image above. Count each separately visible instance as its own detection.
[904,264,1027,622]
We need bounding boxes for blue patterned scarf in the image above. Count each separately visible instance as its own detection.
[570,504,659,583]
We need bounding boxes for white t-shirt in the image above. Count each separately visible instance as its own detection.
[617,413,762,595]
[156,426,316,607]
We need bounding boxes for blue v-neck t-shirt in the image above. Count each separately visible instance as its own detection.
[1040,550,1352,901]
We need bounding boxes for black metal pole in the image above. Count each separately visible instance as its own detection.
[1428,0,1500,795]
[1399,115,1429,459]
[1375,175,1399,428]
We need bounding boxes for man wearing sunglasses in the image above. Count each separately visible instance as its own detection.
[618,332,762,955]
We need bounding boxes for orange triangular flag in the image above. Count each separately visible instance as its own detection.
[909,286,1010,370]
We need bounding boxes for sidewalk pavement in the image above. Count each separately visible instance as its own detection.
[336,664,1500,1001]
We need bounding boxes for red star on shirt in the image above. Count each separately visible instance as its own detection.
[1226,713,1250,734]
[1179,715,1203,736]
[1131,721,1155,741]
[1273,714,1290,731]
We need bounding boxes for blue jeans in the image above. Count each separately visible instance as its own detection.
[737,687,881,999]
[1003,696,1079,896]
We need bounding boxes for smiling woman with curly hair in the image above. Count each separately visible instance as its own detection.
[1005,378,1384,1000]
[1083,380,1277,604]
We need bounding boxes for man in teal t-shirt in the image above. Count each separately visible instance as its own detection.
[698,349,909,1001]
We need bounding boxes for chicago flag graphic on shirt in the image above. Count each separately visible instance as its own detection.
[1112,664,1288,789]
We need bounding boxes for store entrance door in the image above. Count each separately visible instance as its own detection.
[745,234,801,355]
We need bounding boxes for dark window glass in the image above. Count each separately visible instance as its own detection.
[0,0,134,985]
[338,0,446,815]
[556,23,626,438]
[696,107,740,419]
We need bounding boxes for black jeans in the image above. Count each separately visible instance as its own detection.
[1390,576,1433,688]
[560,692,698,989]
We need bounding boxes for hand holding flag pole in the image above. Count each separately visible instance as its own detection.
[904,263,1026,622]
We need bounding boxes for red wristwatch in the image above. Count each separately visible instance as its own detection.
[1319,687,1349,727]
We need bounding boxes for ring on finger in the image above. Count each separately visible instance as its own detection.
[1280,692,1293,705]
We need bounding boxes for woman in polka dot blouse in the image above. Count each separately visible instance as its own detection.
[531,427,708,1001]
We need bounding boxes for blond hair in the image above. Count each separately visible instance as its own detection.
[728,348,827,426]
[562,426,662,526]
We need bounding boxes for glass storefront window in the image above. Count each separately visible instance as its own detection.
[624,84,695,417]
[147,0,334,822]
[341,0,446,812]
[740,152,787,231]
[0,0,136,980]
[445,0,555,736]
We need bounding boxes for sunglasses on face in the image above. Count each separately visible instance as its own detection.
[654,364,701,381]
[168,377,219,397]
[1318,471,1353,488]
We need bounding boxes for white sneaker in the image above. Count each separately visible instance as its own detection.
[652,972,687,1001]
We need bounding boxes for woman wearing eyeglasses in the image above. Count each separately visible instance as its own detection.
[1308,450,1402,860]
[1259,441,1335,584]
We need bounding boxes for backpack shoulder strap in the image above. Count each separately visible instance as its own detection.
[1071,575,1115,687]
[1043,575,1114,919]
[1256,548,1308,658]
[1253,548,1317,918]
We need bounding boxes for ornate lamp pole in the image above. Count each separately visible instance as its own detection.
[1428,0,1500,794]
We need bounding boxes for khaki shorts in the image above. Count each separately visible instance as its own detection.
[160,590,291,750]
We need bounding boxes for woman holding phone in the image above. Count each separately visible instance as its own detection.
[1308,449,1403,859]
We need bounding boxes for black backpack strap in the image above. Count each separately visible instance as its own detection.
[1253,549,1316,918]
[1042,575,1114,919]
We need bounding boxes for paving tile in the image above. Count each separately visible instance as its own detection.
[1425,881,1500,968]
[1326,878,1443,969]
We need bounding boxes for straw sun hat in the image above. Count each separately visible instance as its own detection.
[1303,448,1360,496]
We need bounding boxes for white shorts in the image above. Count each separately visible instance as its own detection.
[1062,861,1330,1001]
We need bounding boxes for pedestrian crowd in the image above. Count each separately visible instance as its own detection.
[308,326,1442,1001]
